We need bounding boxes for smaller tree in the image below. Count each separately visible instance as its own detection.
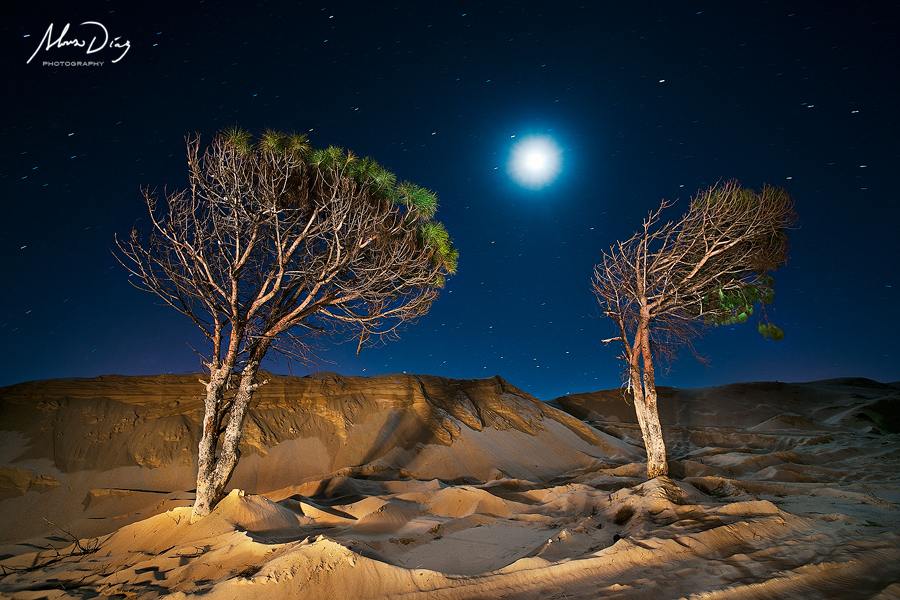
[592,181,796,478]
[116,129,458,518]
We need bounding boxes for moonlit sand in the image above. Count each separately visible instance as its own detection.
[0,374,897,598]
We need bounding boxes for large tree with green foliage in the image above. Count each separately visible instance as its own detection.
[592,181,795,478]
[116,129,458,518]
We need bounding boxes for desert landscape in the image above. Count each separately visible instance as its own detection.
[6,3,900,599]
[0,373,897,598]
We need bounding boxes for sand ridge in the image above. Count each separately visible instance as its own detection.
[0,373,632,551]
[0,375,898,598]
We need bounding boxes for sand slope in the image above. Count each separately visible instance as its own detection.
[0,373,632,552]
[0,376,898,598]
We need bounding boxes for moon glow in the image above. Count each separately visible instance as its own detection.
[508,136,562,189]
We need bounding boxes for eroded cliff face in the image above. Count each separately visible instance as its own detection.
[0,373,633,549]
[551,378,900,433]
[1,378,898,599]
[0,373,625,473]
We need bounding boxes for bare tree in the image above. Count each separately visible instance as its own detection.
[116,129,458,518]
[592,181,795,478]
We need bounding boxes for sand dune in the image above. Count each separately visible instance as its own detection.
[0,375,898,598]
[0,373,631,552]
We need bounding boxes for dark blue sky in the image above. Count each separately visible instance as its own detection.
[2,2,898,399]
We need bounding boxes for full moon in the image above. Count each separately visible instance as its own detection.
[508,135,562,189]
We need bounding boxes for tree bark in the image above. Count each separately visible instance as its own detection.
[636,390,668,477]
[638,318,668,477]
[210,359,262,493]
[191,353,266,521]
[626,316,669,479]
[628,328,651,452]
[192,367,229,519]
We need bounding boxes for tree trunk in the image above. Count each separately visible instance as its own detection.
[635,391,668,477]
[193,462,220,520]
[638,318,668,478]
[210,359,262,492]
[627,330,651,457]
[190,356,265,521]
[626,316,669,480]
[192,368,229,519]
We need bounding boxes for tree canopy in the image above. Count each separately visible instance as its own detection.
[116,128,458,516]
[119,128,458,365]
[592,180,796,478]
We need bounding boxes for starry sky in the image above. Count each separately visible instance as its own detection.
[2,2,899,399]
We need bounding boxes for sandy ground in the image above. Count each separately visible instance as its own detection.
[0,374,898,598]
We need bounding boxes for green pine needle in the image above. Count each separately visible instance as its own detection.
[758,323,785,340]
[213,128,456,286]
[222,127,252,154]
[421,221,457,275]
[285,133,311,156]
[260,130,287,153]
[398,182,438,218]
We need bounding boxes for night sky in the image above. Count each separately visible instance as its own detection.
[2,2,899,399]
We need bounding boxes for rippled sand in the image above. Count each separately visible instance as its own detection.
[0,375,897,598]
